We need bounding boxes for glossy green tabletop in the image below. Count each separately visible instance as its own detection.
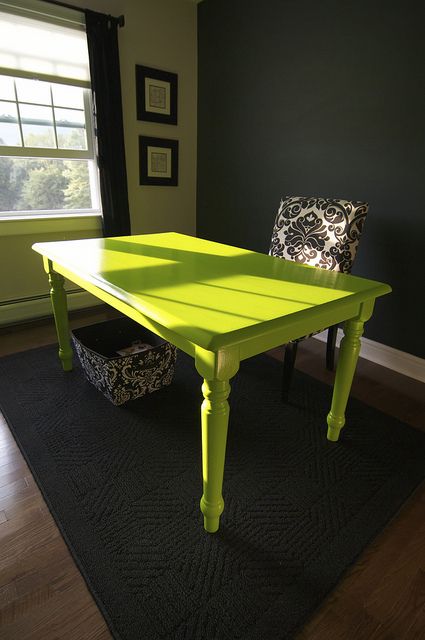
[33,232,390,356]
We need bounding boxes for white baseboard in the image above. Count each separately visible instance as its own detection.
[314,330,425,384]
[0,291,102,326]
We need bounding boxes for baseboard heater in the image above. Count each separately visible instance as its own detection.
[0,289,102,326]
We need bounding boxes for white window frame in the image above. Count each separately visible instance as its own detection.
[0,0,102,222]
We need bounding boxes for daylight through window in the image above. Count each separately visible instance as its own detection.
[0,2,100,218]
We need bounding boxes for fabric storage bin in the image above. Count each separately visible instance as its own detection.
[71,317,177,405]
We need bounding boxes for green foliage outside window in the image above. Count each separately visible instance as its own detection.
[0,153,92,212]
[0,129,92,213]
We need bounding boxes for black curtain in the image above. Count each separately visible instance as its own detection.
[85,10,131,237]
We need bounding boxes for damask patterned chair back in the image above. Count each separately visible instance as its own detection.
[269,195,369,401]
[269,196,369,274]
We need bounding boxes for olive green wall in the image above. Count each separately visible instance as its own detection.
[70,0,198,236]
[0,0,197,322]
[0,218,102,301]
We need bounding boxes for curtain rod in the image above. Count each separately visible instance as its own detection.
[45,0,124,26]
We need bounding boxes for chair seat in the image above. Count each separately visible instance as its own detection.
[291,328,327,343]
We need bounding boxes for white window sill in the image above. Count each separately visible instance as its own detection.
[0,212,103,236]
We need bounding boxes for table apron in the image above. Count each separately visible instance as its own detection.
[237,300,369,361]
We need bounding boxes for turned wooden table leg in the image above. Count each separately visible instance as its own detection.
[48,268,73,372]
[195,346,239,533]
[326,317,364,441]
[199,377,231,533]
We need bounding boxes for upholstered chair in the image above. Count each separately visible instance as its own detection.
[269,195,369,401]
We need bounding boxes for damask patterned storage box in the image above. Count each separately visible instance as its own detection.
[71,317,177,405]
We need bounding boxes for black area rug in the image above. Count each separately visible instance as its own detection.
[1,345,424,640]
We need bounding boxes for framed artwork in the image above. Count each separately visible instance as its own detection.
[139,136,178,186]
[136,65,178,125]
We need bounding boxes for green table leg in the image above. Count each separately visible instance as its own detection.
[327,317,364,441]
[195,345,239,533]
[48,269,73,372]
[199,377,231,533]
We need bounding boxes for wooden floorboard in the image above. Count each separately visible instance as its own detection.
[0,308,424,639]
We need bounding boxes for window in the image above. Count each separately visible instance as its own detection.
[0,75,99,214]
[0,1,101,218]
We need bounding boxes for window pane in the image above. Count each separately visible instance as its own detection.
[0,101,21,146]
[16,77,51,105]
[55,107,87,150]
[52,84,84,109]
[55,107,85,127]
[57,126,87,150]
[20,104,55,147]
[0,157,94,212]
[0,75,15,100]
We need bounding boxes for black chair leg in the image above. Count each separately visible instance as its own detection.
[282,341,298,402]
[326,325,338,371]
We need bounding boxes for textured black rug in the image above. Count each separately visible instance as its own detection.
[1,345,424,640]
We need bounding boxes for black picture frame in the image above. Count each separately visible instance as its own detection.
[136,65,178,125]
[139,136,178,186]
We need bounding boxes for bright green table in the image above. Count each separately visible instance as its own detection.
[33,232,391,533]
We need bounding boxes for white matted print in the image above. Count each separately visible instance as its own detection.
[147,145,172,178]
[145,77,171,115]
[136,65,177,125]
[139,136,178,186]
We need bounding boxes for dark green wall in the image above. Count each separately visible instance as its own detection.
[197,0,425,359]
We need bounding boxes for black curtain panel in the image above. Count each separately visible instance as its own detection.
[85,9,131,237]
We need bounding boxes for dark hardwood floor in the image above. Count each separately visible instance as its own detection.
[0,308,424,639]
